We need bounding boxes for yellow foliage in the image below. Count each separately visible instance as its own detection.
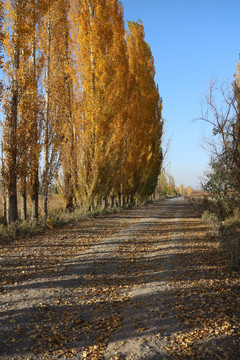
[1,0,163,216]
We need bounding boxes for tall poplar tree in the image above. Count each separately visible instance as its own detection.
[51,0,77,212]
[70,0,129,208]
[41,2,51,218]
[11,0,44,220]
[18,0,43,219]
[27,0,43,219]
[38,0,75,216]
[125,20,163,198]
[17,16,33,220]
[2,0,29,223]
[39,0,60,218]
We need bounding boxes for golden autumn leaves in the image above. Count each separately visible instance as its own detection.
[1,0,163,224]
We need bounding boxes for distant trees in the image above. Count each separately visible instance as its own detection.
[155,169,177,196]
[155,173,194,198]
[178,184,185,196]
[186,186,193,196]
[0,0,163,224]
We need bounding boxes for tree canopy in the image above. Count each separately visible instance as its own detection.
[0,0,163,223]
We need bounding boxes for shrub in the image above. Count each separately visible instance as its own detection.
[201,208,240,270]
[220,208,240,270]
[0,218,46,243]
[202,210,221,235]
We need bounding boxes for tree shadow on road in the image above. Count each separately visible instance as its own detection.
[0,199,239,359]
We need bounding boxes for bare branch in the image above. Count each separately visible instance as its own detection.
[199,77,240,193]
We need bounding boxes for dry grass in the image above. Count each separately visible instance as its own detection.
[0,194,70,243]
[0,193,127,242]
[0,194,66,222]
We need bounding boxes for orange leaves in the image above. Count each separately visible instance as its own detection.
[124,21,163,198]
[164,213,240,359]
[1,0,163,221]
[70,0,129,204]
[70,1,163,205]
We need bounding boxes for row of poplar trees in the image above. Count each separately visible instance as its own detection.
[0,0,163,224]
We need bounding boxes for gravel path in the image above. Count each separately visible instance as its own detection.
[0,198,239,360]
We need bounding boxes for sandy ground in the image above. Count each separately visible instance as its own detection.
[0,198,239,360]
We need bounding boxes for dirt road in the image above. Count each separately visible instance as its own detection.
[0,198,239,359]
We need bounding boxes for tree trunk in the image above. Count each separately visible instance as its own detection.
[64,173,74,212]
[109,195,114,208]
[130,194,134,205]
[65,197,74,213]
[2,189,6,224]
[31,171,39,219]
[8,193,18,224]
[118,192,121,206]
[121,195,125,207]
[20,189,27,221]
[102,195,108,210]
[89,200,95,212]
[20,177,27,221]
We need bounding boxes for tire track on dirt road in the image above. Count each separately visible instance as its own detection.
[105,197,188,360]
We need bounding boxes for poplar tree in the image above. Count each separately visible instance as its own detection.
[27,0,43,219]
[17,18,32,220]
[125,20,163,199]
[15,0,44,220]
[41,3,51,218]
[70,0,129,208]
[2,0,29,223]
[51,0,77,212]
[39,0,60,218]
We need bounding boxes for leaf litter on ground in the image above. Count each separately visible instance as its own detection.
[0,198,239,359]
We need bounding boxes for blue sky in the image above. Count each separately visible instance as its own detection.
[121,0,240,188]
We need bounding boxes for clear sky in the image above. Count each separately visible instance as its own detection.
[121,0,240,188]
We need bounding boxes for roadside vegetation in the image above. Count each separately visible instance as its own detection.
[186,63,240,270]
[0,189,140,243]
[0,173,184,243]
[188,191,240,270]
